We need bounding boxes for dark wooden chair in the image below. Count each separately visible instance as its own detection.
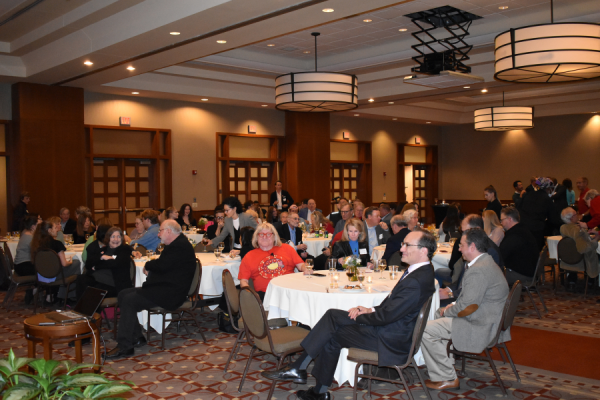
[98,258,137,338]
[522,244,549,318]
[33,249,77,314]
[557,237,589,297]
[1,245,36,309]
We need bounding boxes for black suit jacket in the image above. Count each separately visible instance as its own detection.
[277,224,307,258]
[63,219,77,235]
[331,240,370,268]
[95,244,134,294]
[356,264,435,367]
[270,190,294,210]
[499,223,538,277]
[382,228,410,263]
[139,233,197,310]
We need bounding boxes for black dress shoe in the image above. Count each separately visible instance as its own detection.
[134,336,147,348]
[261,365,307,384]
[296,387,331,400]
[104,347,134,360]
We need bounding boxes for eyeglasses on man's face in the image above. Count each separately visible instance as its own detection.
[401,242,422,248]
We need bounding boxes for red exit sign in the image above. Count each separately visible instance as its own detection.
[120,117,131,126]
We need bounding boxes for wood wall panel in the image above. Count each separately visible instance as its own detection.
[10,83,85,223]
[442,199,513,217]
[284,112,331,213]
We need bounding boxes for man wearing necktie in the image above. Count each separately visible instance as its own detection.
[262,231,437,400]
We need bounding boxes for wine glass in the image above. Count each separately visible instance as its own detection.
[357,268,365,287]
[218,242,225,252]
[214,248,222,261]
[305,259,314,278]
[201,237,209,252]
[378,259,387,279]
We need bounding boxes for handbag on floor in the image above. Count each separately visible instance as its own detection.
[217,311,238,334]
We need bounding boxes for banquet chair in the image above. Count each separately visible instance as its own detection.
[4,242,14,273]
[221,270,287,373]
[98,258,137,338]
[557,237,589,297]
[146,259,207,349]
[1,246,36,309]
[540,241,556,287]
[33,249,77,314]
[447,281,522,397]
[134,244,147,256]
[237,287,308,398]
[347,295,433,400]
[522,245,549,318]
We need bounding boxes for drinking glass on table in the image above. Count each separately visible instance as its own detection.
[218,242,225,252]
[201,237,210,252]
[328,258,337,273]
[357,268,366,287]
[147,250,154,259]
[305,259,314,278]
[378,259,387,279]
[214,248,222,261]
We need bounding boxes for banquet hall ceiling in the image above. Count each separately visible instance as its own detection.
[0,0,599,125]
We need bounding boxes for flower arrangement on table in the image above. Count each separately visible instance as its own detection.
[342,255,361,282]
[197,217,208,233]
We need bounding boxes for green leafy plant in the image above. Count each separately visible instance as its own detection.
[0,349,133,400]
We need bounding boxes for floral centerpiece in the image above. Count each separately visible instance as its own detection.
[197,217,208,233]
[342,255,361,282]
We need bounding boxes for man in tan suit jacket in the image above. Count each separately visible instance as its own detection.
[560,207,600,284]
[421,228,509,390]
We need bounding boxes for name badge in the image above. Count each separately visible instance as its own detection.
[359,248,367,255]
[379,234,383,239]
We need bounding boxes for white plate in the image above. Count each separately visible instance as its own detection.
[221,255,241,263]
[340,287,366,292]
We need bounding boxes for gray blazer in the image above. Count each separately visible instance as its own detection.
[444,253,509,353]
[211,212,258,247]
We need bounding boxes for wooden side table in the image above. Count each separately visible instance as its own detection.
[24,313,102,371]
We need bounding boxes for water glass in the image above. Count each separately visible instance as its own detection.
[218,242,225,252]
[214,248,222,261]
[378,259,387,279]
[328,258,337,273]
[389,265,399,280]
[305,259,314,278]
[147,250,154,259]
[357,268,366,286]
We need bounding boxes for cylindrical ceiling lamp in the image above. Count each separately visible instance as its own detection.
[474,106,534,131]
[494,1,600,83]
[275,32,358,112]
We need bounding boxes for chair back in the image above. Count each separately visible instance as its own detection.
[136,244,147,256]
[487,281,522,347]
[222,269,239,315]
[34,249,64,281]
[0,246,11,284]
[3,242,14,272]
[401,295,433,368]
[530,244,549,286]
[188,259,202,297]
[239,287,270,345]
[129,258,137,285]
[557,237,583,264]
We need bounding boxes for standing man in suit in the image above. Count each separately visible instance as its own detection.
[59,207,77,235]
[422,228,509,390]
[512,180,524,209]
[500,207,538,286]
[263,231,437,400]
[363,206,391,256]
[381,214,410,263]
[270,180,294,212]
[299,199,321,224]
[106,220,196,359]
[277,212,310,260]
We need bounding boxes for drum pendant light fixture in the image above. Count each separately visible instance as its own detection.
[494,0,600,83]
[474,92,534,131]
[275,32,358,112]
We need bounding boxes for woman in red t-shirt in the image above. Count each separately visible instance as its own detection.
[238,222,307,300]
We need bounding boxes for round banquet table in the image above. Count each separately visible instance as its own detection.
[263,271,439,386]
[432,243,452,270]
[184,232,204,244]
[546,235,600,259]
[134,252,241,333]
[302,234,332,257]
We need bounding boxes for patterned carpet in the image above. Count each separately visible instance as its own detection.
[1,283,600,400]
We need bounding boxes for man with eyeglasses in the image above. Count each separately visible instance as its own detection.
[106,220,196,359]
[263,231,436,400]
[332,204,353,238]
[277,212,311,261]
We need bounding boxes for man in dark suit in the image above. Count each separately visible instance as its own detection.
[500,207,539,286]
[379,203,393,226]
[59,207,77,235]
[106,220,197,359]
[548,177,567,235]
[363,206,391,256]
[263,231,437,400]
[382,214,410,263]
[270,181,294,212]
[277,212,311,260]
[327,198,348,228]
[299,199,322,223]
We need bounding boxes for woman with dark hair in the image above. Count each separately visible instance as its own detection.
[206,208,230,252]
[177,203,197,230]
[229,226,256,259]
[266,206,279,224]
[484,185,502,219]
[331,219,373,269]
[73,213,94,244]
[207,197,257,250]
[563,178,576,206]
[438,204,460,241]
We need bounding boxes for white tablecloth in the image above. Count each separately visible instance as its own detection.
[432,243,452,270]
[302,234,332,257]
[263,272,439,386]
[134,252,241,333]
[546,235,600,259]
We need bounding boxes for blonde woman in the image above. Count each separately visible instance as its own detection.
[483,210,504,246]
[311,210,334,234]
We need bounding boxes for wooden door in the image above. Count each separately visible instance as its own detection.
[413,166,428,220]
[330,163,359,201]
[248,162,271,206]
[123,160,153,232]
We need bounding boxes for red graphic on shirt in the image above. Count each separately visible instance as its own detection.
[258,254,286,280]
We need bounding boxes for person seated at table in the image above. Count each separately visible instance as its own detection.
[579,189,600,230]
[76,226,137,299]
[331,219,372,270]
[46,216,65,244]
[130,209,161,251]
[311,211,334,234]
[205,207,231,253]
[266,206,279,225]
[289,203,307,226]
[483,210,504,246]
[438,204,460,241]
[277,211,311,261]
[176,203,197,230]
[218,227,256,312]
[165,206,179,221]
[207,197,258,250]
[273,211,287,230]
[382,214,410,264]
[129,216,146,241]
[483,185,502,219]
[400,201,417,215]
[59,207,76,236]
[363,206,391,256]
[353,201,365,221]
[560,207,600,290]
[82,217,115,262]
[14,216,39,304]
[73,213,94,244]
[262,231,437,400]
[405,209,420,231]
[31,221,82,303]
[499,207,538,287]
[106,220,196,359]
[246,209,261,225]
[75,206,95,231]
[238,222,307,301]
[332,203,353,238]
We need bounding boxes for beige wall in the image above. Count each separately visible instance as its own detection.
[84,92,285,211]
[439,113,600,201]
[330,116,441,204]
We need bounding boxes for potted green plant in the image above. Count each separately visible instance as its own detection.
[0,349,133,400]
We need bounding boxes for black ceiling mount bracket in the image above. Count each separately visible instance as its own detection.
[405,5,482,75]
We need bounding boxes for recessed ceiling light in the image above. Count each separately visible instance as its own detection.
[132,92,139,94]
[481,89,488,93]
[261,105,268,107]
[83,60,93,66]
[322,8,334,13]
[463,86,470,89]
[388,101,394,104]
[399,28,407,32]
[267,44,275,47]
[217,40,227,44]
[354,114,360,116]
[392,118,397,120]
[499,6,509,10]
[363,19,372,22]
[170,32,180,35]
[303,50,311,54]
[201,98,208,101]
[368,98,374,102]
[426,122,431,124]
[126,66,135,71]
